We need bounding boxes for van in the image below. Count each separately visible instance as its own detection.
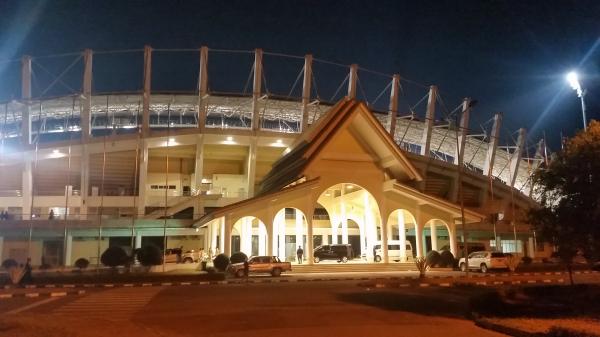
[373,241,414,262]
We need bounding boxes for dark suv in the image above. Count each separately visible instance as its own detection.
[313,244,354,263]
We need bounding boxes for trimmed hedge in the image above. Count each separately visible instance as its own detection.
[439,250,455,268]
[426,250,441,267]
[137,245,163,267]
[213,254,230,272]
[100,246,129,267]
[74,258,90,270]
[230,252,248,264]
[2,258,18,270]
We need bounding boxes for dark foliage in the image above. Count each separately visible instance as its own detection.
[426,250,441,267]
[1,259,18,270]
[137,245,163,267]
[100,246,129,267]
[230,252,248,264]
[213,254,230,272]
[439,250,455,268]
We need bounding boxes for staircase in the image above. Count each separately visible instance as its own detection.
[143,194,221,219]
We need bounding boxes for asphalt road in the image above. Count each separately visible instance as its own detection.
[0,280,506,337]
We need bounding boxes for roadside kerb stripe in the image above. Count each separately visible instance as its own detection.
[0,290,86,300]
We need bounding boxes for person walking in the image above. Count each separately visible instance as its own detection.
[296,246,304,264]
[20,258,32,286]
[243,259,249,282]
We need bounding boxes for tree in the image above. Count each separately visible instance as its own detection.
[100,246,130,268]
[137,245,163,267]
[529,120,600,284]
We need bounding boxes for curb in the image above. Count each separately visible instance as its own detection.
[474,318,538,337]
[0,290,86,299]
[364,277,566,289]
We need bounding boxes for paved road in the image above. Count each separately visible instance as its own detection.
[0,280,506,337]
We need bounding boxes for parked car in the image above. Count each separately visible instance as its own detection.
[313,244,354,263]
[373,241,414,262]
[164,248,183,263]
[458,251,508,273]
[181,250,203,263]
[229,256,292,277]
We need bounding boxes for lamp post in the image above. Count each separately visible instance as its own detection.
[566,71,588,131]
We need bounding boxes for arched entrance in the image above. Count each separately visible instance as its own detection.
[386,209,417,262]
[272,208,308,264]
[422,219,455,256]
[313,183,383,263]
[231,216,268,257]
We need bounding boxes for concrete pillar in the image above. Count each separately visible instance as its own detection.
[142,45,152,137]
[81,49,93,141]
[21,55,32,145]
[340,203,348,244]
[300,54,313,133]
[193,136,204,218]
[135,232,142,249]
[22,160,33,220]
[420,85,438,157]
[359,218,366,259]
[64,233,72,266]
[363,191,376,260]
[387,74,400,135]
[295,209,303,251]
[347,64,358,99]
[528,237,535,258]
[210,221,218,254]
[449,224,457,257]
[251,49,263,131]
[137,141,149,217]
[266,220,273,256]
[415,223,423,258]
[331,222,338,244]
[258,223,267,256]
[430,223,438,251]
[246,137,257,197]
[219,217,224,255]
[454,98,471,165]
[197,46,209,131]
[278,211,286,260]
[306,217,314,265]
[381,217,389,263]
[398,211,407,261]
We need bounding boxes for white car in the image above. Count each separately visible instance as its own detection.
[458,251,508,273]
[373,241,414,262]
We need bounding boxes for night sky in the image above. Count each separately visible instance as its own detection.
[1,0,599,149]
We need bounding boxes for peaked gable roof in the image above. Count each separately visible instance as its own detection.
[258,99,422,195]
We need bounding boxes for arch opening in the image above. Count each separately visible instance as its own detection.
[272,208,308,264]
[231,216,268,257]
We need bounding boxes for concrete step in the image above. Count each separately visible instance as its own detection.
[290,262,415,273]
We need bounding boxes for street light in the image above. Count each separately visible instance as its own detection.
[566,71,588,131]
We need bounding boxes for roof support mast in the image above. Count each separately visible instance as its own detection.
[347,64,358,99]
[420,85,437,157]
[386,74,400,136]
[509,128,526,187]
[81,49,93,142]
[251,48,263,131]
[483,112,503,177]
[197,46,209,132]
[300,54,313,133]
[142,45,152,137]
[21,55,32,145]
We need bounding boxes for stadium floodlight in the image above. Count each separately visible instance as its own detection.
[566,71,587,131]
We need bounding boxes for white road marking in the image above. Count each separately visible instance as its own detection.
[5,297,60,315]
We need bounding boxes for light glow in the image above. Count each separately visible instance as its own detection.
[566,71,583,97]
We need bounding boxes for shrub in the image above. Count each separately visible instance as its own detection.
[439,250,455,268]
[74,258,90,270]
[505,254,520,272]
[521,256,533,265]
[230,252,248,264]
[213,254,230,272]
[100,246,129,268]
[414,257,428,278]
[1,258,18,270]
[137,245,163,267]
[426,250,441,267]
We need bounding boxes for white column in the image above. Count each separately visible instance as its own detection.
[210,221,218,253]
[64,234,73,266]
[527,237,535,258]
[258,223,266,256]
[135,232,142,249]
[246,138,257,197]
[278,211,286,260]
[306,217,314,264]
[430,223,438,251]
[219,217,226,254]
[340,204,348,244]
[193,135,204,218]
[363,191,376,260]
[239,219,247,254]
[359,219,366,258]
[295,209,303,251]
[331,222,338,244]
[22,160,33,220]
[449,224,457,257]
[398,211,407,261]
[415,224,423,258]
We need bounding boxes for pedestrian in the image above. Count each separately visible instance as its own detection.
[296,246,304,264]
[243,259,249,281]
[48,209,55,220]
[20,258,32,286]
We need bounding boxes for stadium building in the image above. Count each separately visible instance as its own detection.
[0,46,551,267]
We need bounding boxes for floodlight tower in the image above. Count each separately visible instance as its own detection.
[566,71,587,131]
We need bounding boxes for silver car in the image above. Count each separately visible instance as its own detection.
[458,251,508,273]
